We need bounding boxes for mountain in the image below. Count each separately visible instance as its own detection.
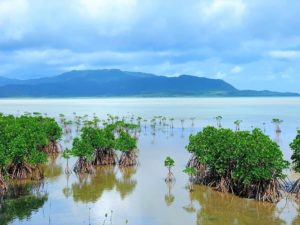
[0,76,22,86]
[0,69,298,97]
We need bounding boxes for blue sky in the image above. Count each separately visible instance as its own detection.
[0,0,300,92]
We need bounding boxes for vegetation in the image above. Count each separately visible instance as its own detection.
[116,131,138,167]
[183,167,196,191]
[234,120,242,131]
[214,116,223,128]
[0,114,62,187]
[70,137,94,173]
[164,156,175,182]
[290,130,300,198]
[186,126,289,202]
[69,120,138,173]
[39,117,62,154]
[81,126,116,166]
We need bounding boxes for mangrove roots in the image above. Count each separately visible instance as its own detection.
[73,157,93,174]
[119,151,137,167]
[7,163,44,180]
[93,149,117,166]
[0,175,7,194]
[291,179,300,199]
[41,140,60,154]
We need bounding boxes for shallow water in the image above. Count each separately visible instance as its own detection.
[1,97,300,225]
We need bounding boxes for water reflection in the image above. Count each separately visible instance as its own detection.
[43,154,63,182]
[188,185,285,225]
[0,182,47,225]
[164,182,175,206]
[116,167,137,199]
[69,166,137,203]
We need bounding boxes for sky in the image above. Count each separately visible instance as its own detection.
[0,0,300,92]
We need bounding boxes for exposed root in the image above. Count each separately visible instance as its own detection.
[251,179,283,202]
[93,149,117,166]
[7,163,43,180]
[40,140,60,154]
[290,179,300,199]
[73,157,94,174]
[186,154,203,171]
[119,151,137,167]
[0,175,7,194]
[165,170,175,183]
[189,161,283,202]
[214,176,233,193]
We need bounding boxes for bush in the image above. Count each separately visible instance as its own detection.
[0,113,62,180]
[186,126,289,202]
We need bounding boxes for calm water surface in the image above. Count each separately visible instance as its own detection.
[0,97,300,225]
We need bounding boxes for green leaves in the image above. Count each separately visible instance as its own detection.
[290,130,300,172]
[70,120,137,160]
[115,131,137,152]
[186,126,289,185]
[71,137,94,160]
[0,113,62,170]
[164,156,175,168]
[183,167,196,176]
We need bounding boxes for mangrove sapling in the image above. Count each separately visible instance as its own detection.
[290,130,300,198]
[169,118,174,129]
[183,167,196,192]
[186,126,289,202]
[180,119,185,130]
[116,131,138,167]
[262,122,266,133]
[234,120,242,131]
[272,118,283,133]
[214,116,223,128]
[71,138,94,174]
[190,117,196,128]
[164,156,175,182]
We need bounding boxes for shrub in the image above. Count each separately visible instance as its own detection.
[186,126,289,202]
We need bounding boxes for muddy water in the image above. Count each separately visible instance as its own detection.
[0,98,300,225]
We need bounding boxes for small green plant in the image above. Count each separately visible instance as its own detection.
[115,131,138,167]
[164,156,175,182]
[214,116,223,128]
[234,120,242,131]
[70,137,94,174]
[183,166,196,191]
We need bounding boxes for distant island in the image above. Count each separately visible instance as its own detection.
[0,69,298,97]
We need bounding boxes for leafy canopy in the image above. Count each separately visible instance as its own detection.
[187,126,289,185]
[290,130,300,173]
[0,114,62,168]
[164,156,175,168]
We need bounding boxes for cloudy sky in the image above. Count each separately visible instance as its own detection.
[0,0,300,92]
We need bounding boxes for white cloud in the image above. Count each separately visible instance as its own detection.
[230,66,243,74]
[0,0,29,41]
[268,50,300,59]
[198,0,246,28]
